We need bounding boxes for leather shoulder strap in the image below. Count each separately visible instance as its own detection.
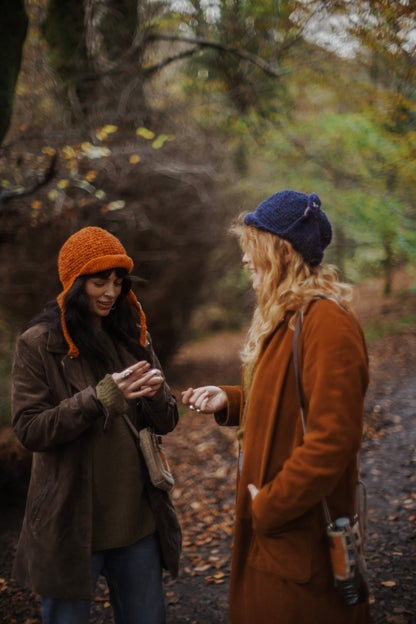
[292,295,364,528]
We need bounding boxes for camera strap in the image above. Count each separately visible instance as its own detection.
[292,296,367,537]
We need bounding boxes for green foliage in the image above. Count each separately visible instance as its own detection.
[228,107,416,286]
[364,313,416,343]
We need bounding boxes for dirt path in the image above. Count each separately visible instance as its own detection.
[360,329,416,624]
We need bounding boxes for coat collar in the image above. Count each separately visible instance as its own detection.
[45,323,140,392]
[46,324,68,354]
[46,325,87,392]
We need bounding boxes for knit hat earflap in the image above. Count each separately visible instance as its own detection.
[243,189,332,267]
[57,226,147,357]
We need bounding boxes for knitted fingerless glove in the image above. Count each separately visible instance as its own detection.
[96,374,129,426]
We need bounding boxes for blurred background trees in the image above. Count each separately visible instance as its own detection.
[0,0,415,392]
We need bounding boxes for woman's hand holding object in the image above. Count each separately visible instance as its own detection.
[112,361,164,399]
[181,386,227,414]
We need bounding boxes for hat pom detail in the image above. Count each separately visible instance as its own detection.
[304,193,321,217]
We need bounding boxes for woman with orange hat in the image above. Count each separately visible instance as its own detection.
[11,226,180,624]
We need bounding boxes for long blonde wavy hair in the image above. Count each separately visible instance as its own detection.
[233,221,352,371]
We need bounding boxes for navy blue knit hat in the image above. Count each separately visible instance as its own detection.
[243,189,332,267]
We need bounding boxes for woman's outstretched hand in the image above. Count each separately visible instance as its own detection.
[181,386,227,414]
[112,361,164,399]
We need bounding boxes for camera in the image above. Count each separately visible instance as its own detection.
[327,517,369,606]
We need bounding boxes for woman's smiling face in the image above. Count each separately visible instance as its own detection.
[84,270,123,323]
[242,250,264,292]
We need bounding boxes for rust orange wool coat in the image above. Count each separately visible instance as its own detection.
[217,299,371,624]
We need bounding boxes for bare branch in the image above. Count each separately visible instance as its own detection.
[147,34,286,77]
[144,46,201,76]
[0,154,57,207]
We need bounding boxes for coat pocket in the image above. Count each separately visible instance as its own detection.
[248,528,312,583]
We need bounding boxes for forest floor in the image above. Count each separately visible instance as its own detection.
[0,273,415,624]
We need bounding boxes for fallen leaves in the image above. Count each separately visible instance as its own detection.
[164,412,236,586]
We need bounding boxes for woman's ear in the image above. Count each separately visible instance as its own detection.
[282,240,294,262]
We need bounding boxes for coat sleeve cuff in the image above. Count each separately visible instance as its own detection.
[215,385,241,427]
[96,374,129,420]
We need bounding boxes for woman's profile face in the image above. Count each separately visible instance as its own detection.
[84,270,123,323]
[242,250,264,292]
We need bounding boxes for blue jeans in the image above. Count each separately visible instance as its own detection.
[41,533,166,624]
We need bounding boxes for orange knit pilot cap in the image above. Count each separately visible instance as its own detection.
[57,226,147,357]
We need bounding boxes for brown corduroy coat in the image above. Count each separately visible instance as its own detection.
[217,299,371,624]
[11,321,179,600]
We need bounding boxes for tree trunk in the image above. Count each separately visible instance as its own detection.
[41,0,146,123]
[382,236,393,296]
[41,0,94,119]
[99,0,139,61]
[332,223,347,279]
[0,0,28,144]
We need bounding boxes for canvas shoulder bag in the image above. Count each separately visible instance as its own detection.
[122,413,175,492]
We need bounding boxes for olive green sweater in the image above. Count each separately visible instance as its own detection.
[88,333,155,551]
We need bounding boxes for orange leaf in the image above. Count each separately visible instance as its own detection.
[381,580,396,587]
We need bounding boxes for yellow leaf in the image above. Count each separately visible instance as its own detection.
[85,170,98,182]
[57,179,69,189]
[152,134,174,150]
[96,125,118,140]
[106,200,126,211]
[129,154,141,164]
[136,127,155,140]
[103,124,118,134]
[42,146,56,156]
[152,137,165,150]
[31,200,42,210]
[81,143,111,158]
[95,189,106,200]
[62,145,76,159]
[47,189,59,201]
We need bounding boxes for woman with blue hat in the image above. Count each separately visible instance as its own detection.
[183,190,370,623]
